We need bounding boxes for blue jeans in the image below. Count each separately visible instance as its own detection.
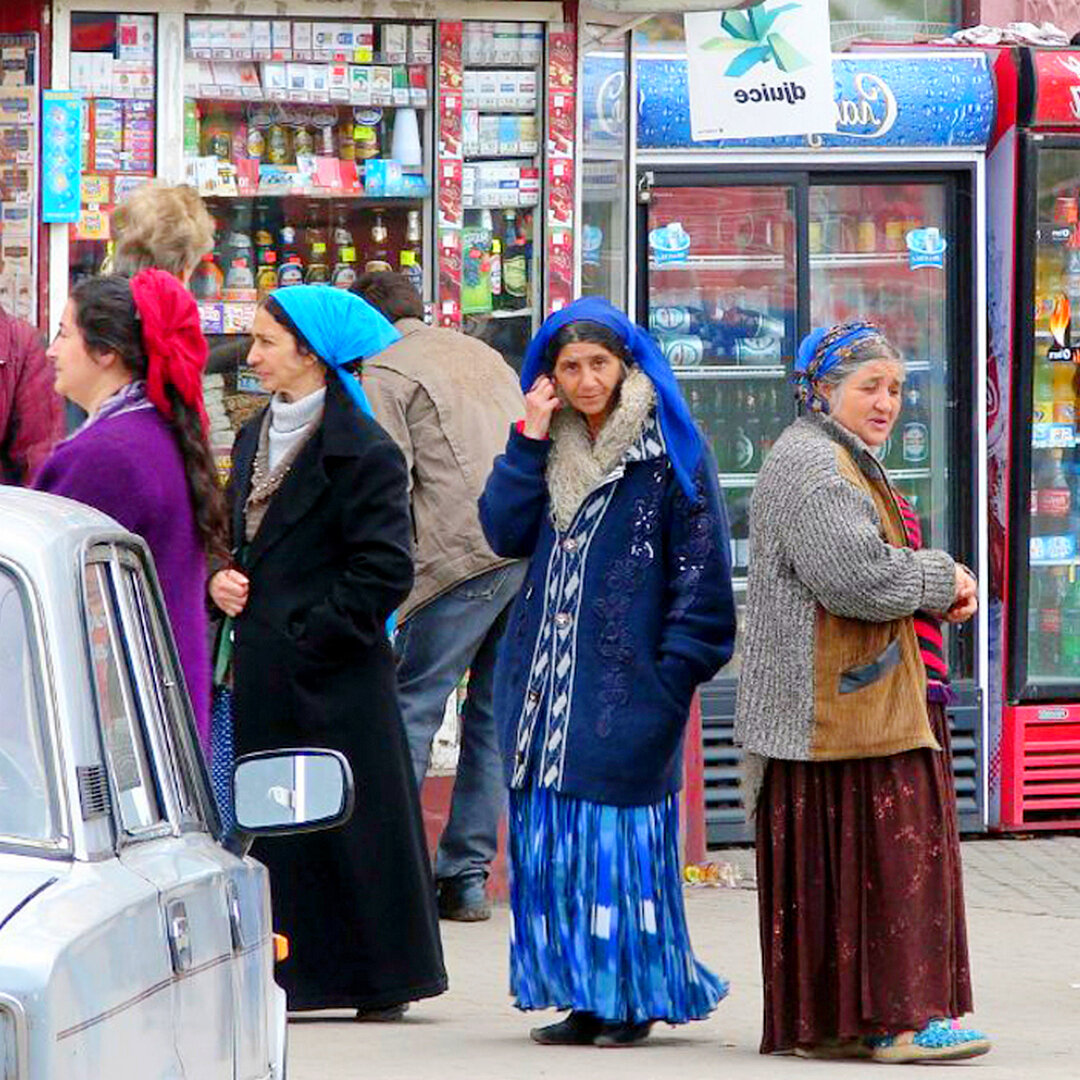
[394,562,526,883]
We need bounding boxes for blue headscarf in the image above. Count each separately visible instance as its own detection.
[270,285,401,417]
[793,321,888,413]
[521,297,704,502]
[269,285,403,636]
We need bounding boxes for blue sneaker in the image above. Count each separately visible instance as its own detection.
[868,1018,991,1063]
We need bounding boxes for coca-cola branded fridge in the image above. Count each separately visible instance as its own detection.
[633,50,993,844]
[986,47,1080,831]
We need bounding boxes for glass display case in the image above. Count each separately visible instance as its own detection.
[66,11,158,290]
[183,15,433,341]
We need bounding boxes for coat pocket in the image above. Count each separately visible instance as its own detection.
[838,637,902,695]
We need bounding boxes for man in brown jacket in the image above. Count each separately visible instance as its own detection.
[0,302,63,485]
[355,272,525,921]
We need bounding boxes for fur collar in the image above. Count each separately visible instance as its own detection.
[546,367,657,532]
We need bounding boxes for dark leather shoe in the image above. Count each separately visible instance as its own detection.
[355,1003,409,1022]
[595,1021,654,1048]
[530,1011,604,1045]
[437,873,491,922]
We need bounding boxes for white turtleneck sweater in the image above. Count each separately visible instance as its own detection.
[268,387,326,472]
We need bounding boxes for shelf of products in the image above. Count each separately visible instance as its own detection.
[648,254,785,272]
[66,12,158,288]
[182,16,433,331]
[674,366,787,381]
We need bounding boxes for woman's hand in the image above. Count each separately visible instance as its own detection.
[210,568,250,618]
[943,564,978,624]
[522,375,561,440]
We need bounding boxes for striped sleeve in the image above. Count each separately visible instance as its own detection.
[895,491,950,685]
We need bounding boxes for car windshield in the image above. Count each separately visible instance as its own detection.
[0,566,57,842]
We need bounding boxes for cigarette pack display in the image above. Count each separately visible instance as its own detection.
[371,66,393,106]
[263,62,287,98]
[350,65,371,105]
[497,115,519,155]
[210,21,231,58]
[518,70,538,110]
[271,21,291,57]
[228,21,253,60]
[329,64,350,102]
[312,24,334,59]
[410,25,434,65]
[352,24,374,64]
[188,20,212,58]
[292,23,313,59]
[252,22,272,60]
[382,24,408,65]
[479,115,499,156]
[492,23,519,65]
[520,23,544,65]
[478,70,499,110]
[463,110,480,155]
[519,115,539,155]
[408,65,429,108]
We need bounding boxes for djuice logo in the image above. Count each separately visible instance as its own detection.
[733,80,806,105]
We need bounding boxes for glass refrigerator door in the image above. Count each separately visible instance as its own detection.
[644,183,799,613]
[809,178,967,678]
[1022,147,1080,695]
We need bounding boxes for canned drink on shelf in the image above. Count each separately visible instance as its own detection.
[734,335,782,364]
[658,333,707,366]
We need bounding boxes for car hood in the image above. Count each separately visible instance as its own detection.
[0,861,60,933]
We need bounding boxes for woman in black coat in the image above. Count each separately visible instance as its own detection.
[210,285,446,1017]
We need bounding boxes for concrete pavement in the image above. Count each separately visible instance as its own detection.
[287,837,1080,1079]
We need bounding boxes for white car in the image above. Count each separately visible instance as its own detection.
[0,489,353,1079]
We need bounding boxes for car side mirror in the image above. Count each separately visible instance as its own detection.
[232,750,354,835]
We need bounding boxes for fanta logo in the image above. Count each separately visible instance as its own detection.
[807,72,897,147]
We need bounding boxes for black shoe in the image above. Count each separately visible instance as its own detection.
[437,873,491,922]
[355,1003,409,1022]
[530,1011,604,1045]
[595,1021,654,1048]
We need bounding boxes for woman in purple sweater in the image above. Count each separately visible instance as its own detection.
[35,270,227,754]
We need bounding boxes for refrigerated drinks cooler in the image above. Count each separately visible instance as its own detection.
[985,47,1080,832]
[634,51,993,843]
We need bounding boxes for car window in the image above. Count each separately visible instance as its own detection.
[117,557,209,831]
[0,566,57,842]
[84,561,164,835]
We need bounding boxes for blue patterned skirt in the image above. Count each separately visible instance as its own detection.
[509,785,728,1024]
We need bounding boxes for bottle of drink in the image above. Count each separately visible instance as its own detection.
[1034,361,1055,425]
[743,386,762,472]
[488,236,502,308]
[254,228,278,301]
[1053,361,1077,425]
[365,209,393,272]
[304,221,330,284]
[223,221,256,301]
[1035,448,1072,532]
[401,209,423,295]
[501,210,528,310]
[731,387,755,473]
[650,304,709,335]
[901,379,931,466]
[1060,567,1080,670]
[1039,566,1066,674]
[189,252,224,301]
[759,385,784,459]
[331,207,358,289]
[277,226,305,288]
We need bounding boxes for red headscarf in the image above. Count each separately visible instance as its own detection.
[129,268,209,432]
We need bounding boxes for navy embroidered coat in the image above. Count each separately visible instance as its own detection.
[479,416,736,807]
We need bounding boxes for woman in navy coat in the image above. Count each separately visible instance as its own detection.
[480,297,736,1047]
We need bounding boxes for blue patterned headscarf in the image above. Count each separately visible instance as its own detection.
[521,297,704,503]
[269,285,401,418]
[793,322,893,413]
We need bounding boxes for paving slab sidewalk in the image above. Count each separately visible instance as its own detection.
[288,837,1080,1080]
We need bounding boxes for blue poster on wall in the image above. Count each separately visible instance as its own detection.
[637,53,995,150]
[41,90,83,223]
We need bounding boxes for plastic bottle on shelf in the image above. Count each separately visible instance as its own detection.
[743,386,763,470]
[900,379,930,466]
[1036,448,1072,526]
[501,210,529,310]
[1034,361,1055,425]
[305,221,330,284]
[1060,567,1080,669]
[1052,361,1077,426]
[254,228,278,301]
[487,236,502,307]
[1039,565,1066,674]
[189,252,224,302]
[223,223,256,301]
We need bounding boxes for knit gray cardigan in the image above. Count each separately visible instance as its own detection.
[733,412,957,769]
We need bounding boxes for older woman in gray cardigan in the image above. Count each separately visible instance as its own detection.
[735,323,988,1064]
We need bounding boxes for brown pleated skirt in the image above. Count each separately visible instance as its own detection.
[755,703,973,1054]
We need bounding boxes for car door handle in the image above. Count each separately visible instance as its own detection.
[167,901,192,974]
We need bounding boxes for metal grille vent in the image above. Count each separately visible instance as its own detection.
[77,765,111,820]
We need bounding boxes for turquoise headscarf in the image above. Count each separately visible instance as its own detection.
[268,285,403,636]
[269,285,401,417]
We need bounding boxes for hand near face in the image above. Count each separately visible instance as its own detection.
[522,375,561,440]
